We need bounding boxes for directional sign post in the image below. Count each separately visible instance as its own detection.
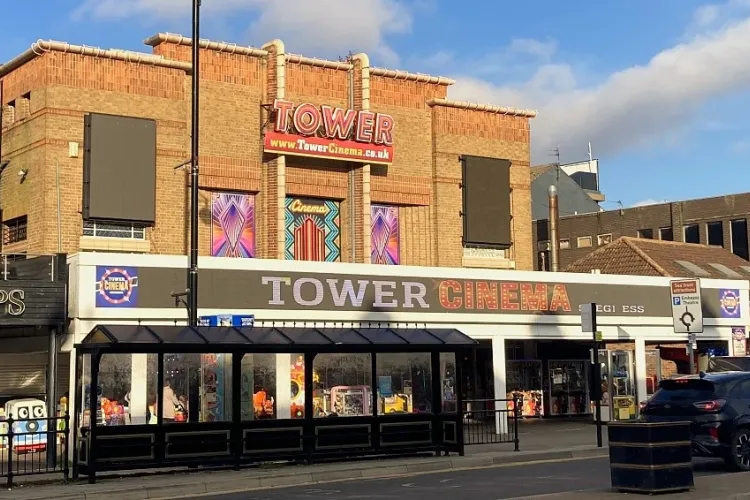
[670,279,703,373]
[581,303,602,448]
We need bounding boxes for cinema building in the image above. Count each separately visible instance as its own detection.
[1,33,748,457]
[66,254,747,435]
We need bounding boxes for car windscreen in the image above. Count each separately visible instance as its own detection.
[651,379,720,402]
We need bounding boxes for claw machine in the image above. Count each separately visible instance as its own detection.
[591,349,637,422]
[548,360,590,416]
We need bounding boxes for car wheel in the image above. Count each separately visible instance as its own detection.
[725,428,750,472]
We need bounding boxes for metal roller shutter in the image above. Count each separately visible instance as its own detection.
[0,352,71,403]
[0,353,47,399]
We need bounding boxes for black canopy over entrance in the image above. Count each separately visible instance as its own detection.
[73,325,474,482]
[82,324,475,350]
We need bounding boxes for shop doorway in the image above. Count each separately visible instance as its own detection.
[506,340,593,419]
[459,340,494,401]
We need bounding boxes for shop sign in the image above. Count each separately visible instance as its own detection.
[95,266,139,307]
[720,289,741,318]
[0,289,25,316]
[288,198,330,215]
[264,99,395,165]
[126,267,738,319]
[733,327,747,356]
[199,315,255,327]
[256,275,650,316]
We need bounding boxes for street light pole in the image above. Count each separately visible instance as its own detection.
[188,0,201,327]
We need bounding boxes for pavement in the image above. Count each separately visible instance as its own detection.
[0,419,745,500]
[0,447,609,500]
[0,448,66,475]
[180,457,739,500]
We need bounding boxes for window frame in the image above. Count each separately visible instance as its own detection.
[2,216,28,245]
[730,219,749,260]
[658,227,674,241]
[597,233,612,246]
[706,221,724,247]
[576,236,593,248]
[83,220,146,240]
[683,223,700,244]
[637,228,654,239]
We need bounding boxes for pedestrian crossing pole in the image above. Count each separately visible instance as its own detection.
[582,303,603,448]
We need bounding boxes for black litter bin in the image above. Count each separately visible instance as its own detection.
[608,421,693,494]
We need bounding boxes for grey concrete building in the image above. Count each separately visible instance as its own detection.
[531,162,602,221]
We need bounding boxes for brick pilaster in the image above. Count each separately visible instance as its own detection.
[261,40,287,260]
[352,54,372,264]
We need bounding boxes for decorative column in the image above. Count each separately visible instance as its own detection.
[275,354,292,419]
[261,40,287,259]
[352,54,372,264]
[635,338,648,408]
[491,337,508,435]
[130,354,148,425]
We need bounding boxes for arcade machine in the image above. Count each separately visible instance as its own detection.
[591,349,637,422]
[331,386,372,416]
[0,398,48,453]
[383,393,412,413]
[251,356,323,418]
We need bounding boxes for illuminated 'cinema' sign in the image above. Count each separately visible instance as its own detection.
[263,99,395,164]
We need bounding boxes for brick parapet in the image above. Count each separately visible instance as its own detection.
[0,33,533,270]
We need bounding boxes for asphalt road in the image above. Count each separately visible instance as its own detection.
[198,457,729,500]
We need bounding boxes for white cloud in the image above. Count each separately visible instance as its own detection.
[72,0,412,65]
[421,50,454,68]
[693,5,721,28]
[686,0,750,34]
[631,199,668,208]
[71,0,750,160]
[506,38,558,61]
[731,139,750,154]
[448,5,750,162]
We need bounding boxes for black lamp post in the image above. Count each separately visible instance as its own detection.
[188,0,201,326]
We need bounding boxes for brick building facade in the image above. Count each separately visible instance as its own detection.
[533,193,750,271]
[0,34,536,270]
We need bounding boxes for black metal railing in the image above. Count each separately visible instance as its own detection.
[0,253,63,281]
[1,415,70,487]
[462,397,519,450]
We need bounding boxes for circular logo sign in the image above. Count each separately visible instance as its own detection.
[720,289,740,317]
[98,268,135,305]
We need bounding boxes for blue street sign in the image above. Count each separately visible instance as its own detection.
[199,314,255,327]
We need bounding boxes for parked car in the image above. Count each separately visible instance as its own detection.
[640,371,750,471]
[707,356,750,372]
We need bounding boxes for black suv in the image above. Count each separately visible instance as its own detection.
[640,371,750,471]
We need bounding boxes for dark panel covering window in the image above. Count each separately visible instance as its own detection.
[569,171,598,191]
[461,155,512,248]
[83,113,157,223]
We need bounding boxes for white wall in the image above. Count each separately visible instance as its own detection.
[66,252,750,345]
[63,252,745,449]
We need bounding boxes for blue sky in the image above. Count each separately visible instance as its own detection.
[3,0,750,208]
